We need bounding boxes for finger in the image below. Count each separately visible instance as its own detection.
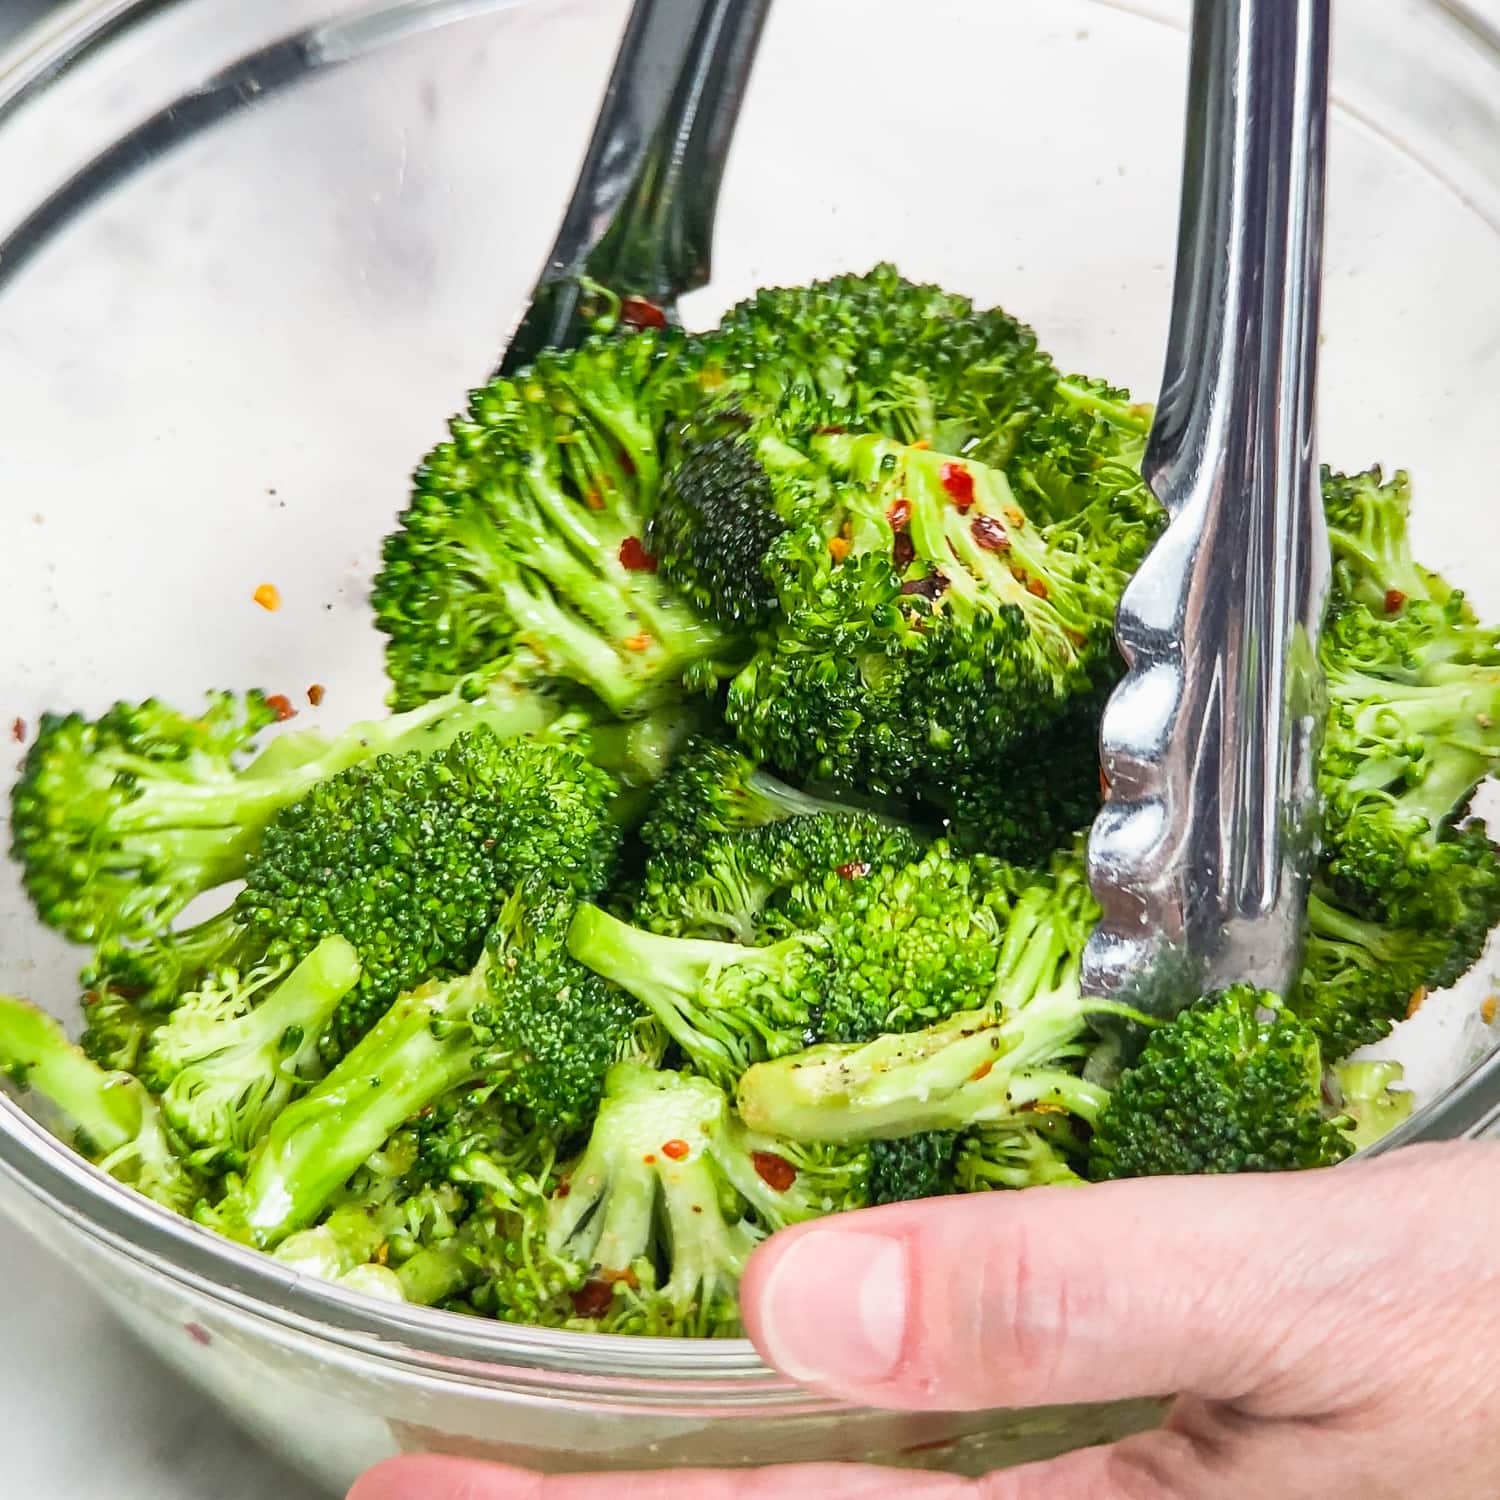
[741,1162,1406,1412]
[348,1455,975,1500]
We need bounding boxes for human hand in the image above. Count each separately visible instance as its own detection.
[349,1141,1500,1499]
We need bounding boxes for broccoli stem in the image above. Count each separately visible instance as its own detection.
[736,993,1119,1143]
[218,970,488,1248]
[0,993,145,1157]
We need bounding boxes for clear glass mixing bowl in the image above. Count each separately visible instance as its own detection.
[1,0,1498,1491]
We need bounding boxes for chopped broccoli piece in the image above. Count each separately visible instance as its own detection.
[139,937,361,1170]
[371,332,736,713]
[1332,1059,1414,1152]
[10,672,563,949]
[0,993,198,1211]
[1088,987,1355,1179]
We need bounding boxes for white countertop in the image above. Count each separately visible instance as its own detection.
[1,1216,324,1500]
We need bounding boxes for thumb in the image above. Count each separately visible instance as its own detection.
[740,1155,1410,1413]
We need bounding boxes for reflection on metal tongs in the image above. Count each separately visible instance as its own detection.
[1081,0,1332,1033]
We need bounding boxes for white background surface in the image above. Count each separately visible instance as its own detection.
[2,0,1499,1497]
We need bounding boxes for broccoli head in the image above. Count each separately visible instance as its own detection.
[1088,987,1354,1179]
[372,331,736,713]
[9,672,564,949]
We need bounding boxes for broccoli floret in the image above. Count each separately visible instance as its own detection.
[1332,1059,1414,1152]
[638,735,879,857]
[632,811,925,943]
[372,332,736,713]
[1322,465,1454,613]
[690,264,1057,465]
[139,937,361,1170]
[208,892,648,1249]
[236,729,624,1047]
[765,841,1019,1041]
[9,672,563,948]
[1294,884,1470,1058]
[0,993,198,1211]
[1089,987,1356,1179]
[723,434,1144,796]
[937,692,1106,864]
[538,1063,853,1336]
[736,860,1126,1141]
[866,1132,960,1204]
[955,1117,1089,1190]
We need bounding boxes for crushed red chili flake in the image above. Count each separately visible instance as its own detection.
[306,684,325,707]
[1065,627,1089,649]
[618,536,658,573]
[643,1153,657,1165]
[584,488,606,511]
[571,1280,615,1319]
[836,861,871,880]
[751,1151,798,1192]
[900,570,949,601]
[10,717,24,743]
[602,1266,641,1288]
[969,1059,996,1083]
[971,515,1009,552]
[1026,575,1050,600]
[620,295,667,330]
[886,497,912,530]
[555,1179,571,1199]
[265,693,297,722]
[184,1323,212,1347]
[813,424,848,435]
[620,452,637,476]
[940,462,976,511]
[661,1139,691,1161]
[1384,588,1406,614]
[892,531,916,571]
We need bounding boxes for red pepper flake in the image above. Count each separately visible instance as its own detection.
[969,1059,996,1083]
[306,684,325,707]
[184,1322,212,1347]
[571,1280,615,1319]
[900,570,949,601]
[940,463,976,512]
[1065,627,1089,649]
[10,717,25,743]
[911,439,932,451]
[1384,588,1406,615]
[661,1139,691,1162]
[828,536,852,562]
[584,488,606,511]
[751,1151,798,1192]
[602,1266,641,1289]
[886,497,912,530]
[1026,575,1050,600]
[623,632,653,653]
[252,582,282,612]
[971,515,1010,552]
[618,536,658,573]
[264,693,297,722]
[892,531,916,572]
[643,1153,657,1165]
[555,1179,571,1200]
[620,295,667,330]
[813,424,848,436]
[836,861,871,880]
[620,452,637,477]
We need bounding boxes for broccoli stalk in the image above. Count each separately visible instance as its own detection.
[208,966,493,1248]
[10,669,564,948]
[140,936,362,1170]
[568,904,832,1088]
[955,1117,1089,1191]
[0,993,197,1211]
[1333,1059,1414,1152]
[542,1062,844,1336]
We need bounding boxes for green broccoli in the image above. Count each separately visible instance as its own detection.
[1332,1059,1414,1151]
[9,672,564,949]
[371,331,736,713]
[720,433,1149,796]
[139,937,361,1170]
[0,993,198,1211]
[1088,987,1357,1179]
[537,1063,859,1336]
[955,1117,1089,1191]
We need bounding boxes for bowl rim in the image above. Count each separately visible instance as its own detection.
[3,0,1500,1401]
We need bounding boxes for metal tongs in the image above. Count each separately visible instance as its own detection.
[497,0,772,375]
[1081,0,1332,1023]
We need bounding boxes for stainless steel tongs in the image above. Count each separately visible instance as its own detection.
[1081,0,1332,1020]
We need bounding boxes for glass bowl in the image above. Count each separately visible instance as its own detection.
[1,0,1498,1491]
